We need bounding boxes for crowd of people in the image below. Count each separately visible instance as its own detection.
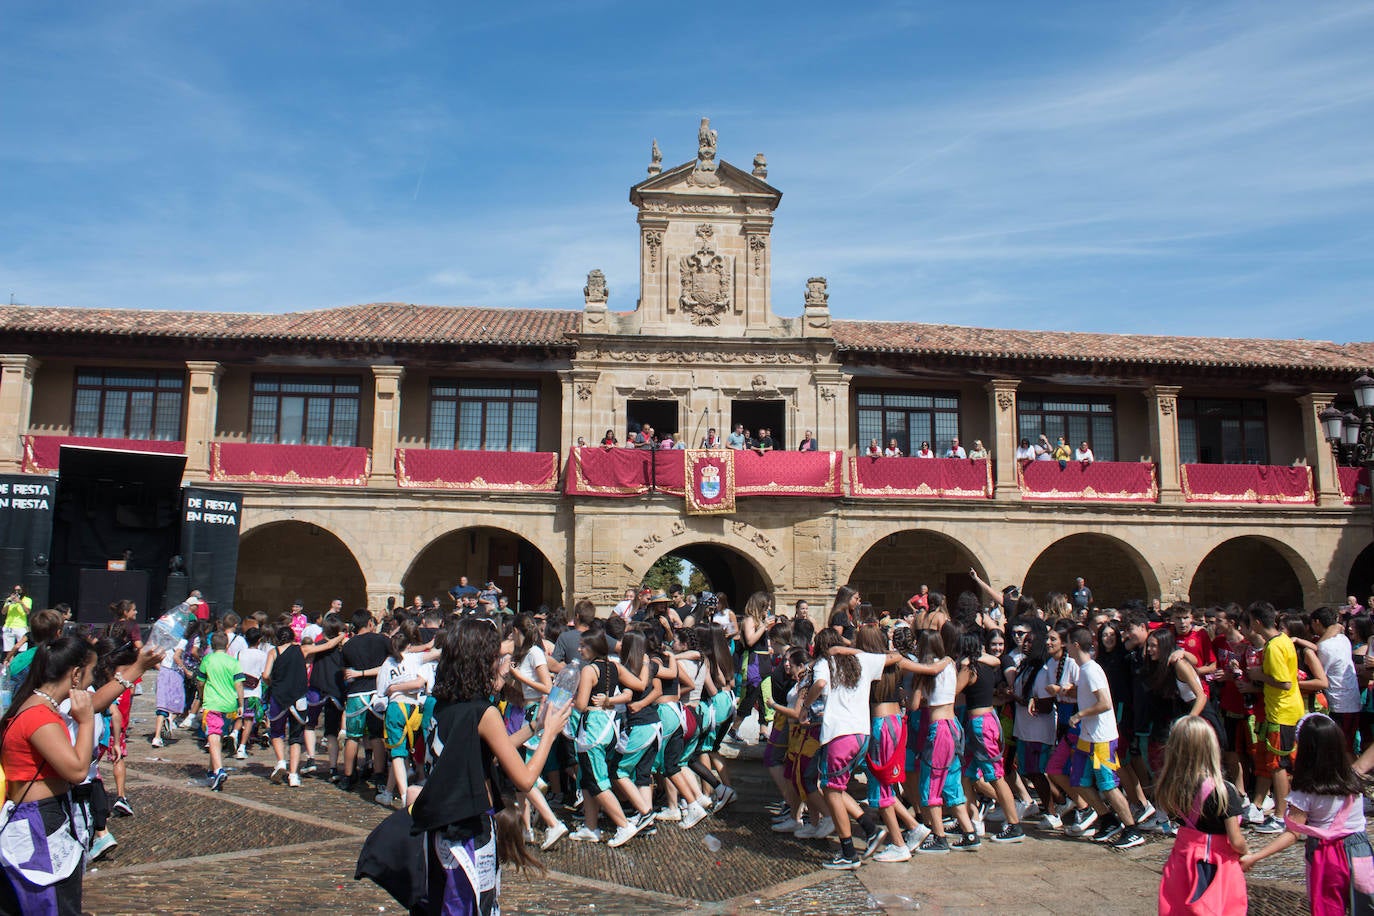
[6,576,1374,914]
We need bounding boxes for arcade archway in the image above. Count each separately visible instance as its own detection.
[403,526,562,614]
[1348,541,1374,605]
[644,542,773,612]
[1191,536,1309,609]
[1023,533,1155,609]
[235,521,367,615]
[847,530,987,615]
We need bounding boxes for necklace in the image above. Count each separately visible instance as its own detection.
[32,688,62,713]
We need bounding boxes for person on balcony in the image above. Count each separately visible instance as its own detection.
[701,428,722,449]
[659,432,675,449]
[968,440,989,460]
[865,438,882,456]
[1052,436,1072,469]
[601,429,618,447]
[915,441,935,459]
[797,430,818,452]
[1015,437,1036,461]
[1075,441,1095,464]
[726,424,747,450]
[754,427,775,455]
[884,439,904,458]
[945,437,967,459]
[1035,434,1054,461]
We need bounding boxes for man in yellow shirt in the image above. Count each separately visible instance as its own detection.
[1244,601,1302,831]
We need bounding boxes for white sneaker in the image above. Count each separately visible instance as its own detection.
[1244,802,1264,825]
[771,818,803,833]
[904,822,932,851]
[150,736,164,748]
[680,802,708,830]
[1017,801,1040,821]
[179,714,196,729]
[270,762,287,784]
[569,826,602,842]
[655,807,682,822]
[873,843,913,863]
[607,823,638,848]
[713,784,738,808]
[972,815,986,837]
[287,773,302,788]
[234,745,248,760]
[541,821,569,850]
[1039,814,1063,830]
[813,815,835,839]
[1260,796,1275,814]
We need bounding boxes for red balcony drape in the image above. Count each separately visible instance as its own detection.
[22,435,185,474]
[395,449,558,491]
[849,456,993,499]
[1180,463,1314,504]
[210,442,371,486]
[1017,460,1158,502]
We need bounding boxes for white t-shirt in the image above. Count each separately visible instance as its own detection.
[239,646,268,700]
[1318,634,1361,714]
[227,632,248,660]
[301,623,323,643]
[612,600,633,621]
[1075,658,1118,743]
[517,646,548,703]
[1012,661,1062,745]
[1289,790,1367,835]
[161,638,187,669]
[377,653,423,708]
[816,652,887,745]
[679,657,705,704]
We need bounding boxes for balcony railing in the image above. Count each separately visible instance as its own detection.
[395,448,558,492]
[1017,459,1158,502]
[22,435,186,474]
[210,442,371,487]
[1339,466,1371,506]
[565,447,844,497]
[849,455,993,499]
[1180,463,1314,504]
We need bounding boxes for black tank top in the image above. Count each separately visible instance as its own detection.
[964,661,998,708]
[627,660,660,726]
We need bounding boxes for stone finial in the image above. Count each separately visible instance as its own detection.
[688,117,721,188]
[804,277,829,308]
[752,153,767,178]
[584,269,608,305]
[648,139,662,176]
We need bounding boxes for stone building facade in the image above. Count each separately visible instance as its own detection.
[1,120,1372,621]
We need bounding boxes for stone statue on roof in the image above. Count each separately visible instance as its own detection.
[648,139,662,176]
[688,117,721,188]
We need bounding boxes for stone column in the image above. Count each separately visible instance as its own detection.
[1145,385,1182,503]
[813,369,847,452]
[986,379,1021,500]
[370,366,405,486]
[0,355,40,473]
[183,361,223,479]
[1297,392,1341,505]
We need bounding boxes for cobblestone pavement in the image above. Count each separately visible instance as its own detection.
[82,697,1308,914]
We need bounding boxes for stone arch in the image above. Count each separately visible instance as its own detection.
[403,526,563,615]
[1023,533,1159,609]
[1189,535,1318,609]
[639,541,776,611]
[846,529,990,614]
[234,520,367,614]
[1345,540,1374,605]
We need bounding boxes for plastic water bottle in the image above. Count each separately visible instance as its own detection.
[149,601,194,652]
[537,660,581,730]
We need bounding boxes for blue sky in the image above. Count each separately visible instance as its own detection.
[3,1,1372,341]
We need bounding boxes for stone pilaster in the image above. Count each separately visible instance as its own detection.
[813,370,847,452]
[369,366,405,485]
[183,361,223,479]
[1146,385,1183,504]
[986,379,1021,500]
[0,355,40,472]
[1297,392,1342,505]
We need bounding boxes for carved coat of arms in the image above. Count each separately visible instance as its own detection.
[679,225,731,326]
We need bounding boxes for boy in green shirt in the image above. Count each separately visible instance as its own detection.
[197,632,246,791]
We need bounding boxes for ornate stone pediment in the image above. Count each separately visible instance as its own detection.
[678,225,731,326]
[630,160,782,206]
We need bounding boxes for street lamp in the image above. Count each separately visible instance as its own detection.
[1323,375,1374,516]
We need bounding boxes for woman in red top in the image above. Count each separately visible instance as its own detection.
[0,636,97,915]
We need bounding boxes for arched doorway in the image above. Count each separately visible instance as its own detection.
[1191,537,1307,609]
[1347,541,1374,605]
[847,530,987,615]
[235,521,367,615]
[1023,533,1154,609]
[643,543,772,612]
[404,527,562,614]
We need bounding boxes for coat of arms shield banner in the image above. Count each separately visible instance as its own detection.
[685,449,735,515]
